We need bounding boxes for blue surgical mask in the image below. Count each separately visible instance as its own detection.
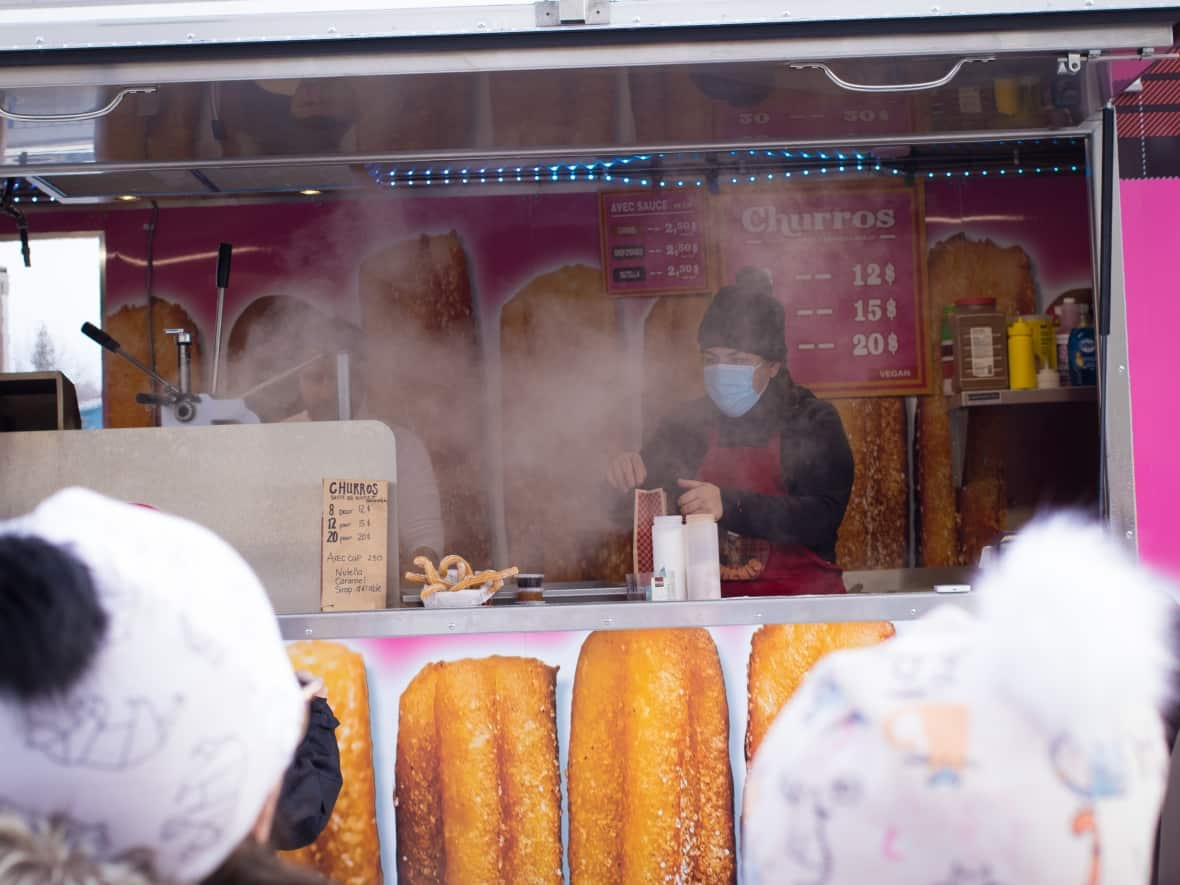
[704,363,763,417]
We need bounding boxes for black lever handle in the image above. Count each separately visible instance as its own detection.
[135,392,170,406]
[216,242,232,288]
[81,321,120,353]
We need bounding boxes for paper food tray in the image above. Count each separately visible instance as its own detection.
[422,584,495,608]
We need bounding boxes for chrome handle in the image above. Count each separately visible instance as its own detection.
[789,57,995,94]
[0,87,156,123]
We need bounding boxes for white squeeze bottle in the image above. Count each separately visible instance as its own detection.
[651,515,687,601]
[685,514,722,600]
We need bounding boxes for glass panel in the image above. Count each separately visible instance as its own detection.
[0,234,104,427]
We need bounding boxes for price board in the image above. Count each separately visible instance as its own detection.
[718,87,913,142]
[320,478,389,611]
[599,189,711,295]
[720,180,930,397]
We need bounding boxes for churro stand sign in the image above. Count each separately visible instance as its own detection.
[599,189,711,295]
[721,180,931,397]
[320,479,389,612]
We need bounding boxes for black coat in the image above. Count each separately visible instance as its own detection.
[273,696,343,851]
[640,378,854,563]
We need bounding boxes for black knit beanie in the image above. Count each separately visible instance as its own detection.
[697,267,787,364]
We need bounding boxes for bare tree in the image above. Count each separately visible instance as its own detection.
[30,323,56,372]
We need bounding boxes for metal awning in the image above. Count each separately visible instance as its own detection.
[0,0,1176,50]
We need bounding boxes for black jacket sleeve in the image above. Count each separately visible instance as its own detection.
[717,396,854,557]
[608,406,710,526]
[640,405,711,504]
[272,696,344,851]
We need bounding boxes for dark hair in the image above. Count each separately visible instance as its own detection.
[0,536,108,701]
[697,268,787,365]
[200,839,329,885]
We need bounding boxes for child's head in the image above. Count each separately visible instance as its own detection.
[0,488,307,882]
[743,516,1177,885]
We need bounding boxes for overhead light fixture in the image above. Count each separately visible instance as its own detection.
[299,189,322,196]
[116,194,139,202]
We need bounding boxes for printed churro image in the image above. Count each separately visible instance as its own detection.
[745,622,896,765]
[283,641,382,885]
[568,628,736,884]
[395,656,563,884]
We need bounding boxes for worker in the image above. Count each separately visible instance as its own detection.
[228,295,444,566]
[607,268,853,596]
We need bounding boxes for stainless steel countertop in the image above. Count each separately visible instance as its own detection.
[279,584,975,640]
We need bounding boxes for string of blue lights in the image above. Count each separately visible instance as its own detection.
[364,144,1085,188]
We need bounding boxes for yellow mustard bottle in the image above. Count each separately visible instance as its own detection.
[1008,318,1036,390]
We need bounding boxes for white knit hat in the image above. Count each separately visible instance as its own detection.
[744,517,1176,885]
[0,488,305,882]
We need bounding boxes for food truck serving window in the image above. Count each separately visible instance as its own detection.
[0,1,1160,610]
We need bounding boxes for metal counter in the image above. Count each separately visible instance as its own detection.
[278,586,975,640]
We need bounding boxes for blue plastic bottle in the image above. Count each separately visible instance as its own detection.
[1069,327,1097,387]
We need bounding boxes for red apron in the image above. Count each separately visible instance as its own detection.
[696,428,846,597]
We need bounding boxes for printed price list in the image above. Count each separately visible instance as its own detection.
[721,183,930,397]
[600,190,710,295]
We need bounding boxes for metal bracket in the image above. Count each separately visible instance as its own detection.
[1057,52,1085,75]
[536,0,609,26]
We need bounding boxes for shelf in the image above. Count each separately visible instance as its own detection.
[279,589,976,639]
[947,386,1097,409]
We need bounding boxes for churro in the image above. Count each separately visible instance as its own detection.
[406,555,520,600]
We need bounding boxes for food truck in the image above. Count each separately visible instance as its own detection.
[1,1,1178,880]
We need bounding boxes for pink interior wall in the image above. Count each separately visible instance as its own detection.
[1120,178,1180,578]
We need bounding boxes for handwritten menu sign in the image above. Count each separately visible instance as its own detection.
[720,181,930,397]
[320,479,388,611]
[599,190,710,295]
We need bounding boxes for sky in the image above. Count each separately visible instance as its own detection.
[0,234,103,403]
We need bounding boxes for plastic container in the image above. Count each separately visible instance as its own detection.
[1037,367,1060,390]
[1055,329,1072,387]
[1007,319,1036,391]
[515,573,544,604]
[1055,297,1082,387]
[1069,327,1097,387]
[1058,296,1082,330]
[1022,314,1056,372]
[651,515,686,601]
[684,514,722,601]
[939,306,955,395]
[951,298,1009,391]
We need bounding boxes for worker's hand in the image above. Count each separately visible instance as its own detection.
[677,479,723,521]
[607,452,648,492]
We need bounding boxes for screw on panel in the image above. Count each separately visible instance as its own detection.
[1119,364,1127,374]
[1126,530,1135,540]
[304,627,313,638]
